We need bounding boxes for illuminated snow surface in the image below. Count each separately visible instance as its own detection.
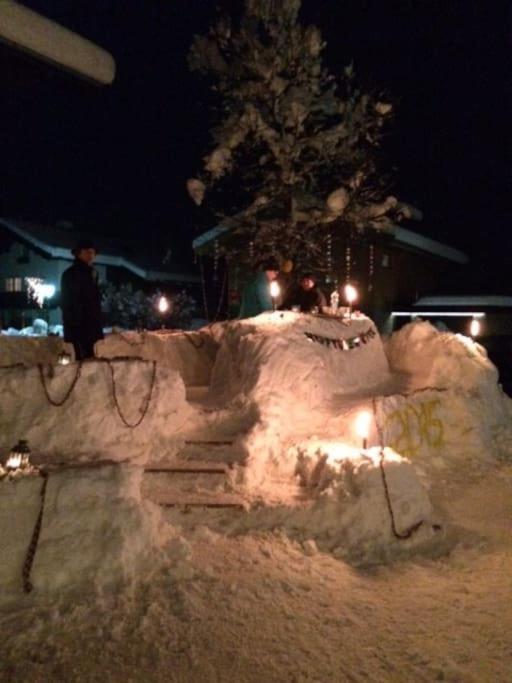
[1,314,512,682]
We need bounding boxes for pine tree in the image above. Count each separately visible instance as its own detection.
[188,0,399,273]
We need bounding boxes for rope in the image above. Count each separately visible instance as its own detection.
[371,396,424,540]
[108,359,157,428]
[38,362,82,407]
[22,470,49,593]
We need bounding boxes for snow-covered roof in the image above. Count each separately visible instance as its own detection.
[393,227,468,264]
[0,0,115,85]
[0,218,199,283]
[193,223,468,264]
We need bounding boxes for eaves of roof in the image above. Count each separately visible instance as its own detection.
[1,219,199,283]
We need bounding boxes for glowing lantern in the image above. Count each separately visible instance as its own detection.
[469,317,481,338]
[343,283,358,318]
[58,350,71,365]
[355,411,372,450]
[269,281,280,311]
[5,440,31,471]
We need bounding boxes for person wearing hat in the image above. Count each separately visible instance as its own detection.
[239,257,280,318]
[60,241,103,360]
[282,272,327,313]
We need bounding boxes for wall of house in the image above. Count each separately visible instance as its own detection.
[0,241,106,328]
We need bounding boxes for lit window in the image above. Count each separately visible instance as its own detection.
[5,277,23,292]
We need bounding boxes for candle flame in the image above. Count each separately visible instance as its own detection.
[344,283,358,305]
[355,410,372,440]
[6,454,22,470]
[469,318,481,337]
[157,296,169,314]
[270,281,280,298]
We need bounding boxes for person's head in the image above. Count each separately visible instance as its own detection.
[72,241,97,265]
[300,273,316,290]
[259,257,280,281]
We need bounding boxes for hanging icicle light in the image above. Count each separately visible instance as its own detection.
[345,244,351,282]
[368,244,375,292]
[213,239,220,282]
[326,232,333,282]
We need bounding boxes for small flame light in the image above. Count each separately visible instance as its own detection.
[469,317,481,338]
[157,295,169,314]
[58,350,71,365]
[270,281,280,311]
[5,440,31,471]
[344,283,358,318]
[355,411,372,450]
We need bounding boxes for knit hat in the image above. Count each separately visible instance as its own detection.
[72,240,97,256]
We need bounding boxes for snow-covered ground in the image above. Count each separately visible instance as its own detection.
[1,314,511,681]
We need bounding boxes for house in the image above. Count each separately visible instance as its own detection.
[192,211,469,323]
[0,218,199,328]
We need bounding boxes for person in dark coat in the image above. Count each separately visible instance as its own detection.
[282,273,327,313]
[60,240,103,360]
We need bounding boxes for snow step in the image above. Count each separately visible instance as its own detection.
[144,461,230,474]
[154,492,246,509]
[184,439,234,446]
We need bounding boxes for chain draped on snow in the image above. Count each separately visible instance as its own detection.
[22,469,49,593]
[37,359,156,429]
[371,396,424,541]
[108,359,157,429]
[38,361,83,407]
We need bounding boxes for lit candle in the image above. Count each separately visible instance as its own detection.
[355,411,372,450]
[344,283,358,318]
[270,281,280,312]
[469,317,481,338]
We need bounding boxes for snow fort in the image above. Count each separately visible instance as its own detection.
[1,312,512,597]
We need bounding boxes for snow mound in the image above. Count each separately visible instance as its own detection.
[229,443,435,565]
[381,322,512,464]
[0,360,192,463]
[210,311,390,406]
[0,464,172,602]
[385,320,498,392]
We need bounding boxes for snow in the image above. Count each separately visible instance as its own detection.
[1,315,512,680]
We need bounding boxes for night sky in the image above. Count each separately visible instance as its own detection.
[1,0,511,280]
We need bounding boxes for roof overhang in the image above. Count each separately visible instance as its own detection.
[193,222,468,264]
[0,1,115,85]
[0,219,199,283]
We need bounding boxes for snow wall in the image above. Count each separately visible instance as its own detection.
[0,465,171,603]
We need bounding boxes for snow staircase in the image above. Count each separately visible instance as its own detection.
[142,439,247,510]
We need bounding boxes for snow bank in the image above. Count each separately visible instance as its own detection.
[226,443,435,564]
[0,464,171,602]
[0,360,193,463]
[380,322,512,465]
[0,335,67,366]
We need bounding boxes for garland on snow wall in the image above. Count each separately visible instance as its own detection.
[304,327,376,350]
